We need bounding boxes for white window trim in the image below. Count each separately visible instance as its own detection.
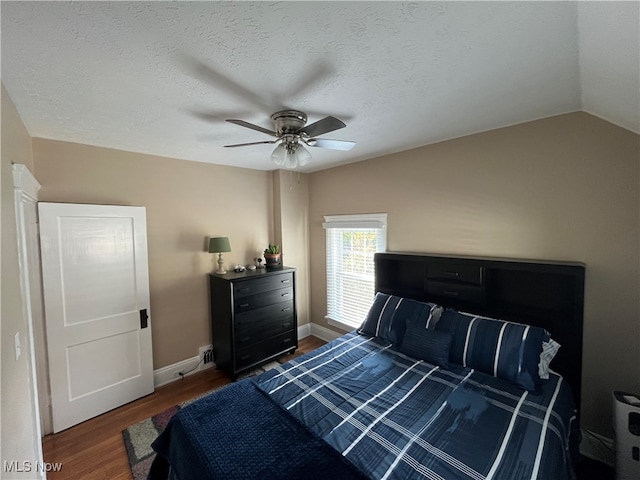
[322,213,388,230]
[323,213,387,331]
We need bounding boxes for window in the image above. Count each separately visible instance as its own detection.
[323,213,387,330]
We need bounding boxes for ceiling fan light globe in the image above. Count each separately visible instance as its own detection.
[295,145,312,166]
[284,153,297,170]
[271,144,287,166]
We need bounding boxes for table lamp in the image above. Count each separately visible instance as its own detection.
[208,237,231,274]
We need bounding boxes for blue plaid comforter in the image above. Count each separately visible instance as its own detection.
[255,331,577,480]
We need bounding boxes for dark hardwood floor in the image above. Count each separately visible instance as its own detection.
[42,335,327,480]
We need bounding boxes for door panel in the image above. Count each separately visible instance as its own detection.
[60,216,138,324]
[39,203,153,432]
[67,329,142,399]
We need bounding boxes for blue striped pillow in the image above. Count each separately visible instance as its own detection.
[435,309,547,392]
[358,293,440,345]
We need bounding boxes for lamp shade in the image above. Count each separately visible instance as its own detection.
[208,236,231,253]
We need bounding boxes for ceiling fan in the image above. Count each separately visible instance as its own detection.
[224,110,355,169]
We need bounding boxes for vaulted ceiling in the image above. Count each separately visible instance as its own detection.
[2,1,638,172]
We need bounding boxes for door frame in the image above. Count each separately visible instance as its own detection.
[12,164,47,470]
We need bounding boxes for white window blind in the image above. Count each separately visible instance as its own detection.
[323,213,387,330]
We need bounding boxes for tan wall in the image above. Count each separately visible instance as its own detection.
[32,139,275,369]
[309,112,640,436]
[273,170,311,326]
[1,85,41,475]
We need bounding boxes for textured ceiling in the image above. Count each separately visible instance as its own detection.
[2,1,638,173]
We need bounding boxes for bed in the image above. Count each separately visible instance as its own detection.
[150,252,585,480]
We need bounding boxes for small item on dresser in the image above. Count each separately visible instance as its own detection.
[247,265,256,271]
[264,244,282,270]
[233,264,246,272]
[256,257,264,269]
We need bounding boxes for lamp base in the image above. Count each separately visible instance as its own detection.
[215,253,227,275]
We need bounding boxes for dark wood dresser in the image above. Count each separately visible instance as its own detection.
[209,267,297,379]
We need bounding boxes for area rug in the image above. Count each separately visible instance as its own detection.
[122,361,281,480]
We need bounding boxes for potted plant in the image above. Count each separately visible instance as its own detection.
[264,244,281,269]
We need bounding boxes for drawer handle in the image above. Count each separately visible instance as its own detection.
[282,322,291,328]
[281,279,290,284]
[238,287,250,292]
[240,354,251,361]
[281,307,291,312]
[281,293,290,297]
[443,290,460,296]
[239,303,250,308]
[443,271,460,277]
[283,338,292,344]
[239,336,251,343]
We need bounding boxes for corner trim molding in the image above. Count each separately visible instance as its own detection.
[12,164,41,200]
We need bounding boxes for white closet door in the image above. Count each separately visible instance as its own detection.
[39,203,153,432]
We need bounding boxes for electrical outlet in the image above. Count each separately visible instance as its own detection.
[199,344,214,365]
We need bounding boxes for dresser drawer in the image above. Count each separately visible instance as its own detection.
[234,317,295,347]
[235,331,296,370]
[426,281,483,303]
[233,273,294,298]
[235,301,294,333]
[427,263,483,285]
[234,287,293,312]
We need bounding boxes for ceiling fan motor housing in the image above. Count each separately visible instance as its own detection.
[271,110,308,136]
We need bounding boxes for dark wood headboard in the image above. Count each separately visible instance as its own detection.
[375,252,585,412]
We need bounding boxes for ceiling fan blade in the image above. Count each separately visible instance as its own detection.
[188,109,254,122]
[280,59,335,101]
[179,55,273,113]
[224,140,279,148]
[226,119,278,137]
[302,116,346,137]
[308,138,356,151]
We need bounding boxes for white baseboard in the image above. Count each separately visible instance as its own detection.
[298,323,311,339]
[309,323,342,342]
[580,428,615,467]
[154,355,215,388]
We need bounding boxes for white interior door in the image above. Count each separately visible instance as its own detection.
[39,203,153,432]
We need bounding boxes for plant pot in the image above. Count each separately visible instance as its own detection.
[264,253,281,269]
